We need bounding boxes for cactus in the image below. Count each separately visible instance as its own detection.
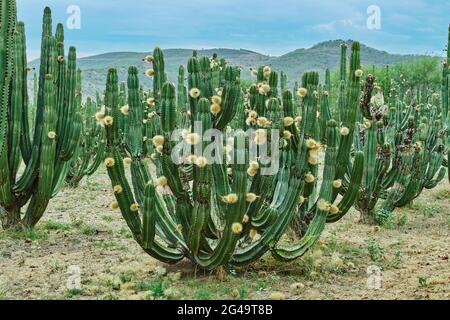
[102,47,364,270]
[355,69,446,224]
[0,2,81,229]
[443,25,450,182]
[66,94,106,187]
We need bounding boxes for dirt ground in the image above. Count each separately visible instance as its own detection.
[0,167,449,300]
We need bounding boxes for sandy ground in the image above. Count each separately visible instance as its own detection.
[0,167,449,300]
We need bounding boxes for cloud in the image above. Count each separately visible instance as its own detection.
[310,19,365,32]
[17,0,450,57]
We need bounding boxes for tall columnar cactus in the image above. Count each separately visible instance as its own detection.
[354,69,446,224]
[0,2,81,229]
[443,25,450,182]
[103,47,364,270]
[66,94,106,187]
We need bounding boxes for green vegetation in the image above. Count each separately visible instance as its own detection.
[0,1,82,229]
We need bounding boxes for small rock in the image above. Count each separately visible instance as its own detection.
[312,258,323,269]
[164,288,179,299]
[120,282,135,292]
[371,226,381,233]
[331,254,344,269]
[269,292,286,300]
[154,266,167,277]
[231,289,240,298]
[312,250,323,260]
[258,271,268,278]
[171,272,183,281]
[290,282,305,291]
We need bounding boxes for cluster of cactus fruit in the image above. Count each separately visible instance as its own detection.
[1,2,448,270]
[0,1,83,229]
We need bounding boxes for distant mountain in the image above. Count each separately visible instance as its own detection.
[29,40,429,98]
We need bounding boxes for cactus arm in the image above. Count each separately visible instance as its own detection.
[152,47,167,103]
[127,66,144,158]
[142,182,157,249]
[214,67,241,131]
[193,131,248,270]
[161,82,176,133]
[333,43,361,195]
[272,120,338,261]
[22,73,57,228]
[327,151,364,223]
[17,22,32,164]
[0,0,17,208]
[9,26,25,179]
[232,176,304,266]
[86,134,106,176]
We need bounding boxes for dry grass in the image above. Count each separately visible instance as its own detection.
[0,168,448,300]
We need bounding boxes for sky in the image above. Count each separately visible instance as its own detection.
[17,0,450,60]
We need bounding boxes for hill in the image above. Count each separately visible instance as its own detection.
[29,40,428,98]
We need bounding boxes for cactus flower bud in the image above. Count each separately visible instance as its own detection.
[318,199,331,211]
[211,95,222,104]
[195,156,208,168]
[47,131,56,139]
[231,222,243,234]
[298,87,307,97]
[246,193,258,203]
[283,130,292,140]
[157,176,168,186]
[257,117,270,127]
[249,110,258,118]
[185,133,200,145]
[130,203,140,212]
[308,155,319,165]
[95,111,105,121]
[109,201,119,210]
[113,185,123,194]
[247,167,258,177]
[103,116,113,126]
[144,55,154,63]
[329,205,340,214]
[120,105,129,115]
[105,157,115,167]
[283,117,294,127]
[340,127,350,136]
[210,103,221,114]
[305,173,315,183]
[332,179,342,189]
[152,135,165,147]
[249,161,260,170]
[306,138,317,149]
[189,88,201,98]
[354,69,363,77]
[222,193,239,204]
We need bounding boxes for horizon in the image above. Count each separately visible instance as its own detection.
[17,0,450,60]
[26,39,437,63]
